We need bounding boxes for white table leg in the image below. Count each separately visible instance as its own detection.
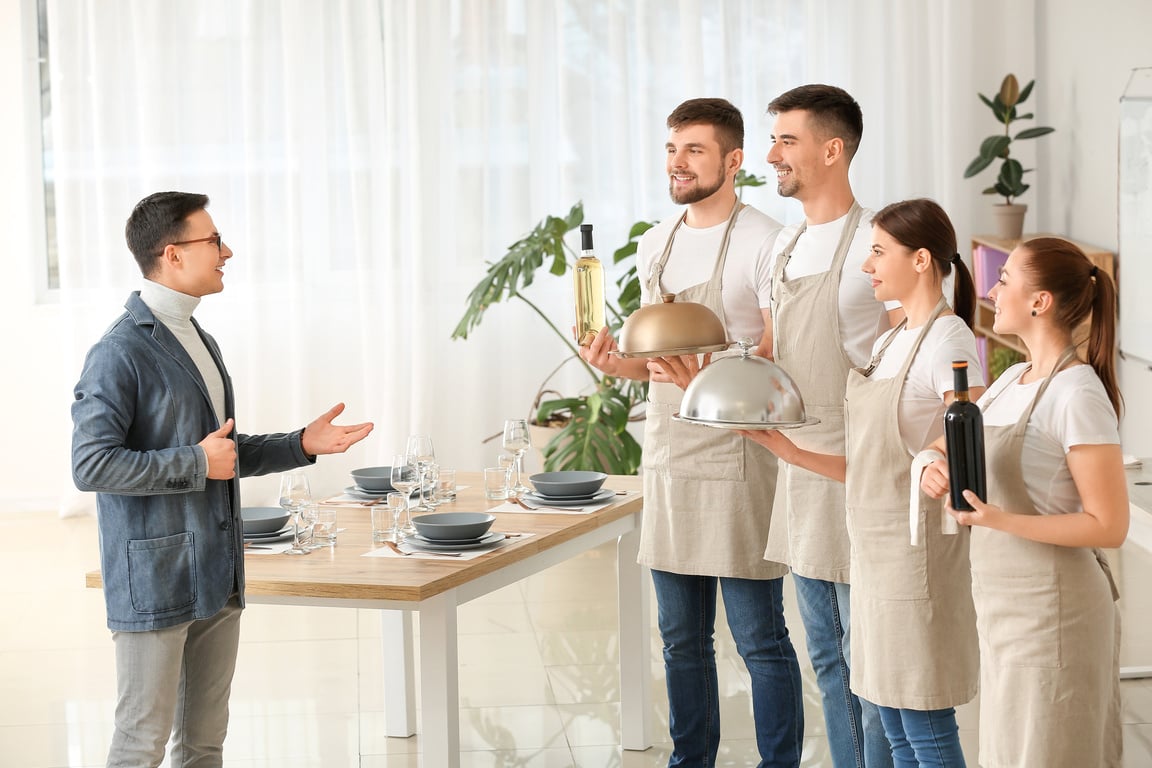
[419,589,461,767]
[617,520,653,751]
[381,609,416,737]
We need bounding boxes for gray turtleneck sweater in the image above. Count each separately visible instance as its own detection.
[139,279,227,427]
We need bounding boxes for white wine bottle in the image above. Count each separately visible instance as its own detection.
[573,223,606,346]
[944,360,986,511]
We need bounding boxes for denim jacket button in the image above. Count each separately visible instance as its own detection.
[219,520,231,531]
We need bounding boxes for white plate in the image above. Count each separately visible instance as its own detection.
[244,525,292,540]
[404,532,506,552]
[527,488,615,504]
[671,414,821,430]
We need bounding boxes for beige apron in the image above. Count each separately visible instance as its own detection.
[972,348,1122,768]
[638,202,786,579]
[763,202,863,582]
[844,297,979,709]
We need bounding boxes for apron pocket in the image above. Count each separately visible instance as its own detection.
[847,506,929,600]
[127,531,197,615]
[972,569,1062,668]
[643,402,746,481]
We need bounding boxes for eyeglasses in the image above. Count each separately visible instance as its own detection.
[171,234,224,254]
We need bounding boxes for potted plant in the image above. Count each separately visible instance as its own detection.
[452,202,649,474]
[452,172,765,474]
[963,74,1055,240]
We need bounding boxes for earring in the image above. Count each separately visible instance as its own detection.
[1031,309,1038,317]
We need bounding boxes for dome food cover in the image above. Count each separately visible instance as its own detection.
[612,294,730,358]
[674,341,818,429]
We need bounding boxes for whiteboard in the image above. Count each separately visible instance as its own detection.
[1120,67,1152,365]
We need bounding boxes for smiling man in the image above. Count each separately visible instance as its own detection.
[762,85,900,768]
[71,191,373,767]
[580,99,803,767]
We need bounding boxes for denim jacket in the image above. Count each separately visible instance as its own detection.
[72,292,313,631]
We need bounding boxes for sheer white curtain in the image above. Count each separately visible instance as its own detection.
[48,0,1027,514]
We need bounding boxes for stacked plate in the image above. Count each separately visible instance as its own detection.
[523,471,612,507]
[241,507,294,544]
[406,512,503,553]
[346,466,425,501]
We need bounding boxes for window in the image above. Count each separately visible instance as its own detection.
[35,0,58,291]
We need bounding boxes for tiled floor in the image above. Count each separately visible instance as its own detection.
[1,510,1150,767]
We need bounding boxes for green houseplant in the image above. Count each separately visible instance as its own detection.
[452,171,765,474]
[963,74,1056,240]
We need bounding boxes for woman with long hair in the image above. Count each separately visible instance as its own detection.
[920,237,1127,767]
[663,198,984,765]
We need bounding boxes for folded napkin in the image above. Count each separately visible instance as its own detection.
[361,532,530,560]
[909,450,958,546]
[1124,454,1143,469]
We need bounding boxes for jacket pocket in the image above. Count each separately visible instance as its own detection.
[127,532,197,614]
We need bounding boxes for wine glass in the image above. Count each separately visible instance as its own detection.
[390,454,420,536]
[278,471,312,556]
[406,434,436,512]
[502,419,532,497]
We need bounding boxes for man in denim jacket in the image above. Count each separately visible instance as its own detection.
[71,191,373,767]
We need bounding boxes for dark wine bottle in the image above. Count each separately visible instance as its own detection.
[944,360,986,511]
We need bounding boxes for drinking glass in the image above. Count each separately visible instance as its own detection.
[436,468,457,503]
[278,471,312,556]
[502,419,532,496]
[406,434,436,512]
[390,454,420,536]
[386,491,407,541]
[298,503,320,550]
[422,462,442,507]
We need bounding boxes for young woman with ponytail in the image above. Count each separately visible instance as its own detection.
[667,197,987,765]
[920,237,1127,767]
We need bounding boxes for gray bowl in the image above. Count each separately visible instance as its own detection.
[411,512,495,541]
[351,466,394,492]
[529,471,608,497]
[241,507,291,535]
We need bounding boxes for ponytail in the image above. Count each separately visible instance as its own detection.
[950,255,977,329]
[1088,267,1122,417]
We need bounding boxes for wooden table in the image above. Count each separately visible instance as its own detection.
[87,473,652,767]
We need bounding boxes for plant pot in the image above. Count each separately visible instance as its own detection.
[992,203,1027,241]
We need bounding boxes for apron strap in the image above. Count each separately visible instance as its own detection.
[646,199,744,301]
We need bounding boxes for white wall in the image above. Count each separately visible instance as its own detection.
[1035,0,1152,455]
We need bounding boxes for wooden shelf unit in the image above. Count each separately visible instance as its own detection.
[970,234,1115,384]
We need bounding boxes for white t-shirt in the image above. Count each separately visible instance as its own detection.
[978,363,1120,515]
[637,205,781,343]
[868,314,984,453]
[772,208,898,367]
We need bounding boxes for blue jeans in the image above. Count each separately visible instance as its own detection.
[875,705,966,767]
[792,575,892,768]
[652,570,803,768]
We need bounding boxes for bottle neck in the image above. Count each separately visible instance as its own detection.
[952,366,970,402]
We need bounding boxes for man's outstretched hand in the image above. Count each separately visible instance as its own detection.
[301,403,374,456]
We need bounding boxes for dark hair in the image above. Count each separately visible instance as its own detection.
[871,198,975,328]
[767,84,863,161]
[124,191,210,277]
[1018,237,1122,417]
[667,98,744,156]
